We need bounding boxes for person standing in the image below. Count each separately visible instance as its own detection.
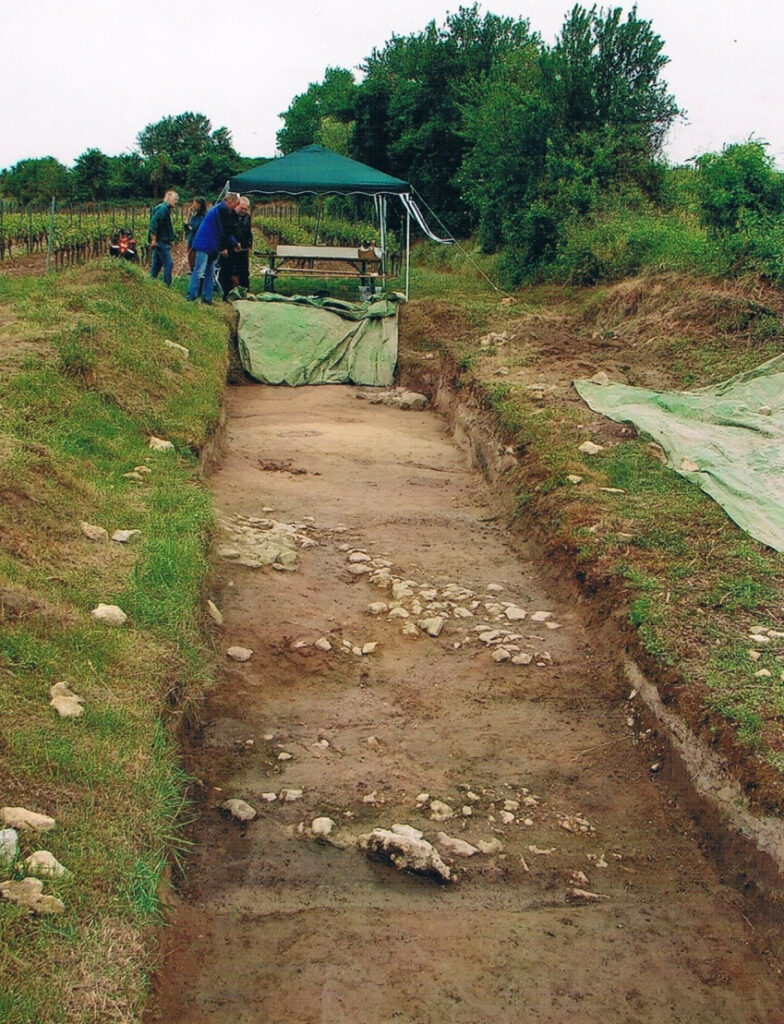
[184,197,207,271]
[186,193,241,305]
[219,195,252,298]
[148,189,179,286]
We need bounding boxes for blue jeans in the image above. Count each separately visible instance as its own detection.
[187,250,217,303]
[149,241,173,285]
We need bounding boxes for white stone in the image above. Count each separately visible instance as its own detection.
[453,606,473,618]
[754,669,772,678]
[357,829,451,882]
[91,603,127,626]
[24,850,68,878]
[512,653,533,665]
[348,563,372,575]
[391,824,424,840]
[0,877,64,915]
[362,642,378,655]
[392,581,414,600]
[111,529,142,543]
[492,648,511,663]
[163,339,189,357]
[399,392,428,411]
[503,800,520,811]
[80,521,108,542]
[0,829,19,866]
[486,583,504,593]
[277,752,293,761]
[545,621,562,630]
[566,474,584,485]
[207,600,224,625]
[504,605,527,621]
[578,441,604,455]
[529,611,552,623]
[479,630,502,644]
[750,634,771,644]
[429,800,454,821]
[349,551,371,563]
[49,681,85,718]
[221,799,257,822]
[367,602,389,615]
[260,793,278,802]
[748,650,762,662]
[226,646,253,662]
[388,606,410,619]
[415,793,430,805]
[311,817,335,836]
[402,621,420,636]
[420,590,438,601]
[280,789,304,802]
[477,838,504,855]
[314,637,332,651]
[1,807,55,832]
[148,436,175,451]
[499,810,515,824]
[123,471,144,482]
[436,832,478,857]
[461,806,473,816]
[419,617,446,637]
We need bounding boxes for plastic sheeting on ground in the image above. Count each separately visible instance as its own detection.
[574,353,784,552]
[235,293,400,387]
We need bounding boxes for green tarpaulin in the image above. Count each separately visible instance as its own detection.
[574,354,784,551]
[235,293,399,387]
[229,145,409,196]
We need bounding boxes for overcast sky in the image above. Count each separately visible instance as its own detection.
[2,0,782,173]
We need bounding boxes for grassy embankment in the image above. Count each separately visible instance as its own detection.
[405,245,784,808]
[0,260,227,1023]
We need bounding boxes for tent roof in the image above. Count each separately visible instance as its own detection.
[228,144,409,196]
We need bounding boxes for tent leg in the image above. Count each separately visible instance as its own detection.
[405,208,410,300]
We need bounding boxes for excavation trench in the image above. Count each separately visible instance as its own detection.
[148,381,784,1024]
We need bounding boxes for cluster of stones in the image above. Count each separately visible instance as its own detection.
[747,624,784,681]
[1,807,67,915]
[354,388,428,411]
[342,549,558,666]
[217,512,319,570]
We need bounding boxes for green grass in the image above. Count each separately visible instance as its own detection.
[0,259,227,1022]
[408,256,784,778]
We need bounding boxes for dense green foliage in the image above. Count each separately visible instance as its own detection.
[0,113,240,203]
[277,3,687,280]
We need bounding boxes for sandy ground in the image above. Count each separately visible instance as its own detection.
[147,384,784,1024]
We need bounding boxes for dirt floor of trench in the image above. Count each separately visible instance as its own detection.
[147,382,784,1024]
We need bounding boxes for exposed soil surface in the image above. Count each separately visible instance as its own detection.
[147,383,784,1023]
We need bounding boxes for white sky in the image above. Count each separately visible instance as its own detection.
[2,0,782,172]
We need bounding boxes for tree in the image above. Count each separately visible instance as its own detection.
[71,148,111,201]
[137,112,239,192]
[277,67,357,154]
[1,157,71,203]
[353,5,537,233]
[107,152,149,199]
[695,141,784,232]
[459,4,681,280]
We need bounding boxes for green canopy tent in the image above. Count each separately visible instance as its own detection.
[226,144,450,298]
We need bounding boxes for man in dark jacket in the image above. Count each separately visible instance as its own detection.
[218,195,252,298]
[148,189,179,286]
[186,193,241,305]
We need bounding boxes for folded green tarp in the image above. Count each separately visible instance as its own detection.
[235,293,399,387]
[574,353,784,551]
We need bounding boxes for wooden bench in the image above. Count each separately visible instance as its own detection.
[254,244,382,290]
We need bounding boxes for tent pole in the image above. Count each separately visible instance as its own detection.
[405,203,410,300]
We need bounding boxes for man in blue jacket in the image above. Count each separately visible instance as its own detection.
[148,189,179,286]
[186,193,241,304]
